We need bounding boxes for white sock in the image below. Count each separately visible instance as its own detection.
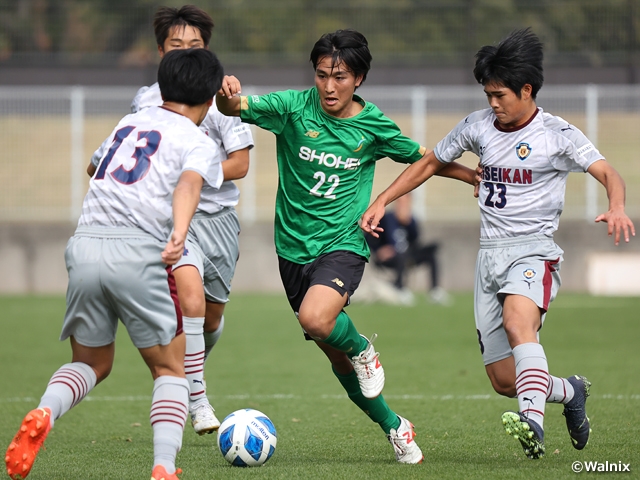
[203,314,225,363]
[546,375,576,404]
[151,376,189,474]
[513,343,549,428]
[183,316,207,408]
[38,362,97,427]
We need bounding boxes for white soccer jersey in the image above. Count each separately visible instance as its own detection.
[130,82,254,213]
[80,106,223,242]
[434,108,603,239]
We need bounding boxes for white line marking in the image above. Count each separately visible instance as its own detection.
[1,394,638,404]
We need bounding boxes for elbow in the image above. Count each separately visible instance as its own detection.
[236,162,250,179]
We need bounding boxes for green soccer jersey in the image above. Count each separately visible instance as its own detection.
[241,88,425,264]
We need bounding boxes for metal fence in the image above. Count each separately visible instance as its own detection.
[1,0,639,70]
[1,84,639,224]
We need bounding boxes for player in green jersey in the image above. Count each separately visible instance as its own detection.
[217,29,476,463]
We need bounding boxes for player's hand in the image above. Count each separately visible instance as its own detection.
[594,207,636,245]
[219,75,242,99]
[473,162,483,198]
[360,200,386,238]
[162,231,187,265]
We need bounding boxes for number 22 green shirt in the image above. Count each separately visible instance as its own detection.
[240,88,425,264]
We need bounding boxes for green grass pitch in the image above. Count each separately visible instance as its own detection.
[1,293,638,479]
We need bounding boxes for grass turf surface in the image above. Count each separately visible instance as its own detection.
[0,293,638,479]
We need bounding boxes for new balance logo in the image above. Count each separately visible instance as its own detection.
[305,130,320,138]
[331,278,344,288]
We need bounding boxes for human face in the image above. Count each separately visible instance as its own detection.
[483,81,536,129]
[158,25,205,57]
[314,56,363,118]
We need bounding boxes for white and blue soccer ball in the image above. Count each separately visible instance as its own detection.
[217,408,277,467]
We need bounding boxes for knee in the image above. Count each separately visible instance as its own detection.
[204,304,224,332]
[179,291,206,317]
[93,363,113,384]
[298,310,333,340]
[489,374,516,397]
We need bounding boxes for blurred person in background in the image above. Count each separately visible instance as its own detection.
[362,28,635,460]
[89,4,254,437]
[366,193,451,306]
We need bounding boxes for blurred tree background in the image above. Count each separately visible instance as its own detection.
[0,0,638,78]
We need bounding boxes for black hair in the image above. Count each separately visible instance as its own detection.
[310,29,372,86]
[153,5,214,48]
[158,48,223,106]
[473,28,544,99]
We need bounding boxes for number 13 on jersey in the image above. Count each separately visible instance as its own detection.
[95,126,161,184]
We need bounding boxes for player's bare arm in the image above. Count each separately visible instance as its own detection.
[587,159,636,245]
[219,75,242,99]
[87,162,96,177]
[361,150,445,237]
[221,147,250,181]
[216,87,244,117]
[436,162,477,186]
[162,170,204,265]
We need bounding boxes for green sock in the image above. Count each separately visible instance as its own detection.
[323,311,368,355]
[333,367,400,434]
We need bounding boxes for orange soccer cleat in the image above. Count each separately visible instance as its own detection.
[151,465,182,480]
[5,407,52,480]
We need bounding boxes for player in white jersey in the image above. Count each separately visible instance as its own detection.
[5,49,225,480]
[90,5,254,436]
[361,29,635,460]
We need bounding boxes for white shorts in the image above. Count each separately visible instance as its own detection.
[173,207,240,303]
[474,235,563,365]
[61,227,182,349]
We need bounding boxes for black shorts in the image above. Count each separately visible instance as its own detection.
[278,250,366,314]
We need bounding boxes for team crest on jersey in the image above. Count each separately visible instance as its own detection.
[516,142,532,161]
[522,268,536,280]
[354,136,365,152]
[305,130,320,138]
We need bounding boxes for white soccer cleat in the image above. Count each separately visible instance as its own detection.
[190,402,221,435]
[387,415,424,464]
[428,287,452,306]
[350,334,385,399]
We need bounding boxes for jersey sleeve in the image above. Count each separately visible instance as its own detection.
[240,90,296,135]
[183,137,224,191]
[130,86,150,113]
[90,136,110,167]
[202,109,254,154]
[372,115,425,164]
[434,109,489,163]
[544,115,604,172]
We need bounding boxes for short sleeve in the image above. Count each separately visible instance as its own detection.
[545,116,604,173]
[240,91,297,135]
[434,109,489,163]
[373,116,424,164]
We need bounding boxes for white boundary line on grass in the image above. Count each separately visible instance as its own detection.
[1,393,639,403]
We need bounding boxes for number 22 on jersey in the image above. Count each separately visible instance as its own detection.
[310,171,340,199]
[95,126,161,184]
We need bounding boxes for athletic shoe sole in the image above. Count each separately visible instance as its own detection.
[502,411,545,460]
[5,408,52,480]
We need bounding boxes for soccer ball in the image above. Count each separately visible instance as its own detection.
[217,408,277,467]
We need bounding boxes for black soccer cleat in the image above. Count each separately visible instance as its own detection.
[563,375,591,450]
[502,411,545,459]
